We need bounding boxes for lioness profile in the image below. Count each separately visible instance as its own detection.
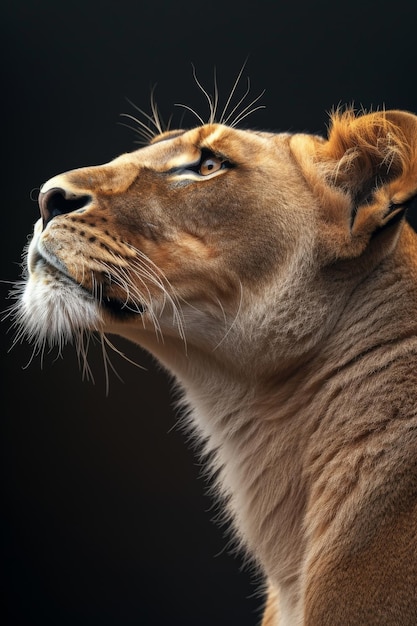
[10,97,417,624]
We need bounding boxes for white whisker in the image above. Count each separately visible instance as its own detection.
[221,76,251,126]
[118,121,153,145]
[213,280,244,351]
[210,66,219,124]
[228,92,266,128]
[174,103,205,126]
[125,246,187,344]
[219,59,249,125]
[119,114,155,143]
[191,62,216,124]
[125,96,164,135]
[149,86,167,135]
[103,257,165,340]
[121,62,265,143]
[102,333,146,371]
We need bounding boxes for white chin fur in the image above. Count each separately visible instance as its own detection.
[13,270,102,351]
[10,220,102,350]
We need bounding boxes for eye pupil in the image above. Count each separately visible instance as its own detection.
[199,155,222,176]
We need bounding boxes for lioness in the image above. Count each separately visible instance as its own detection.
[10,102,417,624]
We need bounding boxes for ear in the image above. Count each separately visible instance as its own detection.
[316,108,417,258]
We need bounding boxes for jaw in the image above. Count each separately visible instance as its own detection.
[19,215,344,386]
[19,227,242,379]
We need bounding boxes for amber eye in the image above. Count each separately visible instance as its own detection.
[199,155,224,176]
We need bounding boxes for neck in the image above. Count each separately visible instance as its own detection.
[111,321,321,586]
[106,226,417,616]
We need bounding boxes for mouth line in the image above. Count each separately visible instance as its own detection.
[101,296,146,318]
[33,251,145,319]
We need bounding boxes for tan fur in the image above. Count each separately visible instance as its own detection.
[12,108,417,624]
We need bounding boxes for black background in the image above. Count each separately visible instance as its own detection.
[2,1,417,625]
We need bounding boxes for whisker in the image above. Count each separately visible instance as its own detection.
[101,258,164,341]
[149,85,166,135]
[102,333,146,370]
[213,280,244,350]
[121,61,265,139]
[75,330,95,384]
[126,246,187,343]
[219,59,249,125]
[221,76,251,126]
[0,278,19,285]
[210,66,219,124]
[119,114,155,143]
[125,96,163,135]
[227,91,266,128]
[118,121,153,145]
[99,331,118,396]
[191,62,215,123]
[174,103,205,126]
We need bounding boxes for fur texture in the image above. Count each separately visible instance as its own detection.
[9,106,417,624]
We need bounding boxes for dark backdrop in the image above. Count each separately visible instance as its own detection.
[2,1,417,625]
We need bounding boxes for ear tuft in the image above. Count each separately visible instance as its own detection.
[309,107,417,261]
[319,107,417,203]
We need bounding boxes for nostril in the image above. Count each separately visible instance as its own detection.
[39,187,92,228]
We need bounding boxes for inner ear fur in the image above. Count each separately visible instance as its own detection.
[320,108,417,199]
[315,108,417,258]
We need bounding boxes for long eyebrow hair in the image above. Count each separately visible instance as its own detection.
[119,62,266,145]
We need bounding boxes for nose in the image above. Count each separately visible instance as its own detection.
[38,187,92,229]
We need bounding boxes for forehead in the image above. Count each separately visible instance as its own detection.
[112,123,278,171]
